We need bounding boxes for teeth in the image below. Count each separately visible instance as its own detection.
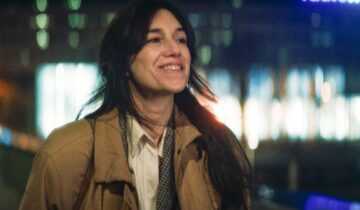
[163,64,181,71]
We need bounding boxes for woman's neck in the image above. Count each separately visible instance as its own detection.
[134,95,174,126]
[129,84,174,145]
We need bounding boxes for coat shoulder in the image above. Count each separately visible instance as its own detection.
[20,120,95,210]
[35,119,94,191]
[40,119,93,158]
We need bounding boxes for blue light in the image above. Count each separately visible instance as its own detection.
[302,0,360,3]
[305,195,360,210]
[0,126,13,146]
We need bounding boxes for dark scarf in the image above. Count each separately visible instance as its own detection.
[120,110,177,210]
[156,111,176,210]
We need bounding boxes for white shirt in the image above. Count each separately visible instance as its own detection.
[128,117,167,210]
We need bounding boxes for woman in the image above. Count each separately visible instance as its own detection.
[19,0,251,209]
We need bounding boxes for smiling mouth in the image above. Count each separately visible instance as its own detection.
[160,64,183,71]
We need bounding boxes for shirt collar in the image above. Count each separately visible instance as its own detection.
[128,115,167,158]
[92,107,201,184]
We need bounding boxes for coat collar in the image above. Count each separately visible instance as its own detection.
[92,108,201,184]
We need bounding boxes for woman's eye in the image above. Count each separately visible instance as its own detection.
[147,37,161,44]
[177,37,188,44]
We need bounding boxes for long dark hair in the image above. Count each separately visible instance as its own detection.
[83,0,251,209]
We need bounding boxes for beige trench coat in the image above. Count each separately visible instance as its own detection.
[19,109,244,210]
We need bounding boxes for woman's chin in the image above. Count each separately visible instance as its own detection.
[166,84,188,94]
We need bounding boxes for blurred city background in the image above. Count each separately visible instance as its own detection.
[1,0,360,209]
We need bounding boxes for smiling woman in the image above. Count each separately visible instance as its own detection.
[19,0,252,210]
[129,9,192,145]
[130,9,190,94]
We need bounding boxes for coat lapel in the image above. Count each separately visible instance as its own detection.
[93,109,132,184]
[173,110,202,190]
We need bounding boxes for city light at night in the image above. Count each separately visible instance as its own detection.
[302,0,360,4]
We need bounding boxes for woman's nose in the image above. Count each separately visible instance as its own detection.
[163,40,181,57]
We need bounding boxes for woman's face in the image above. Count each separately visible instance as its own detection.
[130,9,191,96]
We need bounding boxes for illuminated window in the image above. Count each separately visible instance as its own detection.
[321,81,332,103]
[284,98,311,140]
[311,31,321,47]
[194,30,202,44]
[222,29,233,47]
[222,13,232,28]
[245,67,274,146]
[349,96,360,140]
[232,0,243,8]
[286,68,311,98]
[206,69,242,139]
[36,30,49,50]
[68,31,80,48]
[285,68,313,140]
[244,98,267,149]
[314,66,324,99]
[311,31,333,48]
[271,100,283,140]
[67,0,82,11]
[316,66,347,140]
[322,31,333,48]
[334,97,349,140]
[36,63,100,138]
[36,13,49,29]
[248,66,273,100]
[208,69,234,96]
[278,47,289,65]
[324,66,345,96]
[210,96,242,139]
[311,13,321,28]
[189,13,200,28]
[211,30,221,46]
[68,13,87,29]
[36,0,47,12]
[199,45,212,65]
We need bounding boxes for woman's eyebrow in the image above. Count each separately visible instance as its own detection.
[175,27,185,33]
[148,28,162,34]
[147,27,185,34]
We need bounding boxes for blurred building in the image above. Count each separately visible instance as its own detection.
[1,0,360,209]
